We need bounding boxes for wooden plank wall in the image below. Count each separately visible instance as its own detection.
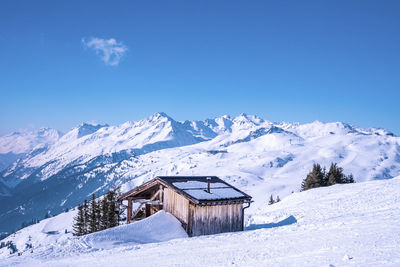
[188,203,243,237]
[163,187,189,224]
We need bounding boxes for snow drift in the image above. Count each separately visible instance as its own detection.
[82,211,188,249]
[0,210,187,261]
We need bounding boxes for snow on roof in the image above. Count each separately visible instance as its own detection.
[172,181,246,200]
[173,181,226,189]
[120,176,252,202]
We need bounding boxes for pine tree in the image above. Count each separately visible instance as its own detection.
[276,195,281,202]
[321,167,327,186]
[346,173,355,183]
[326,163,345,185]
[89,193,98,233]
[95,194,102,230]
[268,194,275,205]
[73,204,85,236]
[301,163,326,191]
[83,200,89,235]
[114,188,121,224]
[100,195,109,230]
[106,190,119,228]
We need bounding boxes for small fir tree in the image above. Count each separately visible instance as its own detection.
[326,163,345,185]
[268,194,275,205]
[106,190,119,228]
[73,204,85,236]
[89,193,98,233]
[100,195,109,230]
[83,200,89,235]
[276,195,281,202]
[301,163,326,191]
[95,194,102,230]
[346,173,355,183]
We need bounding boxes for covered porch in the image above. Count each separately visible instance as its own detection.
[119,181,165,224]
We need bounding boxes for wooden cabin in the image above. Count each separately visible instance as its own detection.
[118,176,252,237]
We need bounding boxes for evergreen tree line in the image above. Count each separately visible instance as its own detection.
[301,163,355,191]
[73,189,120,236]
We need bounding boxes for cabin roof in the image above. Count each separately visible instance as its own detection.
[119,176,252,204]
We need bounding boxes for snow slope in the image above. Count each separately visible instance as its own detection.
[1,176,399,266]
[1,112,399,236]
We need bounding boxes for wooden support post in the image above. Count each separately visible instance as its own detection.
[159,184,163,203]
[145,204,151,217]
[127,198,132,224]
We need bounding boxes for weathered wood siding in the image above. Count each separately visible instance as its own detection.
[163,187,189,224]
[188,203,243,237]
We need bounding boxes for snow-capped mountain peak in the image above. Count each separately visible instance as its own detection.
[58,123,108,143]
[0,113,399,238]
[150,111,172,121]
[234,113,264,124]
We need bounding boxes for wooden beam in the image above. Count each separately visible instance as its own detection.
[118,179,160,200]
[127,198,132,224]
[131,202,145,219]
[158,184,162,202]
[130,188,164,220]
[137,200,162,205]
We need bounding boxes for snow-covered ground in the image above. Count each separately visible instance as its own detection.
[2,176,399,266]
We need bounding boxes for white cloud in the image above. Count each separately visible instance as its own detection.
[82,37,127,66]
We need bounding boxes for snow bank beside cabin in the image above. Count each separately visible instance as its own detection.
[82,210,188,249]
[0,210,187,261]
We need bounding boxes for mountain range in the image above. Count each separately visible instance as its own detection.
[0,112,399,235]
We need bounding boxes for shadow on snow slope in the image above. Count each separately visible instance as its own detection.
[245,215,297,231]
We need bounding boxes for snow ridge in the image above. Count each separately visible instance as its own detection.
[0,112,399,237]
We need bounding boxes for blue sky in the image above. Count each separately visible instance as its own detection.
[0,0,399,135]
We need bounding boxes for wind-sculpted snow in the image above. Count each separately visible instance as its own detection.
[1,177,399,266]
[0,112,399,236]
[82,211,187,249]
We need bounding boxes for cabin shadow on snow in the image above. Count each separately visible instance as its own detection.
[245,215,297,231]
